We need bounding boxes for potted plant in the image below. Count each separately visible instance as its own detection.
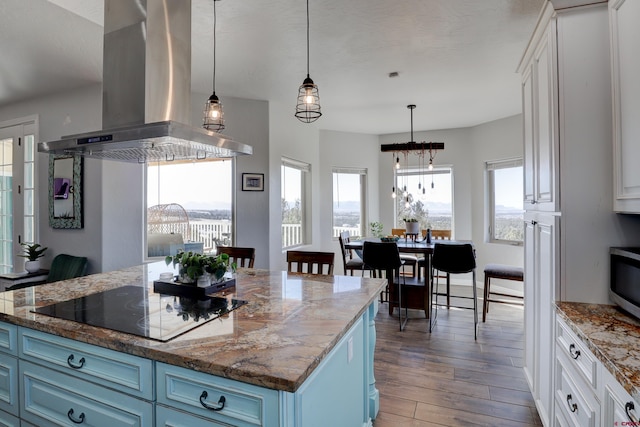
[165,251,237,287]
[369,222,384,238]
[404,218,420,235]
[19,242,48,273]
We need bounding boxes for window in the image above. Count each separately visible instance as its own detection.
[395,167,453,231]
[146,159,233,258]
[332,168,367,238]
[0,118,37,274]
[281,158,309,249]
[487,159,524,244]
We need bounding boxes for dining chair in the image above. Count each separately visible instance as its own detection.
[417,229,451,281]
[430,242,478,339]
[216,246,255,268]
[362,241,409,331]
[390,228,417,277]
[338,231,371,276]
[286,251,335,275]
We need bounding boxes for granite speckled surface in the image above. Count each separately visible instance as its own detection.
[556,302,640,402]
[0,262,386,392]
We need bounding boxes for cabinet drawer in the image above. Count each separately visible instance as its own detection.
[0,355,18,416]
[18,328,153,399]
[157,362,279,427]
[156,404,232,427]
[0,322,17,356]
[555,355,598,427]
[0,409,19,427]
[556,318,598,388]
[19,360,153,427]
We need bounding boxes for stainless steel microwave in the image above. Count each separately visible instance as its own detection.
[610,247,640,320]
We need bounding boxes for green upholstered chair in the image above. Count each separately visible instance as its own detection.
[7,254,88,290]
[46,254,88,283]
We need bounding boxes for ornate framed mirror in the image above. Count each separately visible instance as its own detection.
[49,154,83,229]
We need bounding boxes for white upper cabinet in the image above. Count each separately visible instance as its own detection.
[610,0,640,213]
[520,4,560,212]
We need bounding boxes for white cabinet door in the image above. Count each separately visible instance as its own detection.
[602,367,640,427]
[523,218,536,391]
[522,15,559,213]
[524,211,559,427]
[610,0,640,213]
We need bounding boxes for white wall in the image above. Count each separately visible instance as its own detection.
[267,101,321,270]
[470,115,525,276]
[100,94,272,271]
[0,85,542,281]
[0,84,104,272]
[319,130,380,275]
[378,127,475,241]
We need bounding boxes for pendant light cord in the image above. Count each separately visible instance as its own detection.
[306,0,310,76]
[212,0,217,92]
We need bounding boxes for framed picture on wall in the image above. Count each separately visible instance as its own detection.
[242,173,264,191]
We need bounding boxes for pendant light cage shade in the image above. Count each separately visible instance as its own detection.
[203,0,225,132]
[295,76,322,123]
[203,93,225,132]
[295,0,321,123]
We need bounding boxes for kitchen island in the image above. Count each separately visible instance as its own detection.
[0,262,386,426]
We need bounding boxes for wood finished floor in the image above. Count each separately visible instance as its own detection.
[373,285,542,427]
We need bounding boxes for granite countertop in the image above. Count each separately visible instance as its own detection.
[0,262,386,392]
[556,302,640,402]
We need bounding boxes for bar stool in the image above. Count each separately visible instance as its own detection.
[482,264,524,322]
[430,242,478,339]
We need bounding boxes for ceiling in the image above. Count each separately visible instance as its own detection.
[0,0,544,135]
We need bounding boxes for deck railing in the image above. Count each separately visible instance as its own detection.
[186,220,361,250]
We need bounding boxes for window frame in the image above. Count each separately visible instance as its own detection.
[331,167,367,239]
[144,157,235,260]
[394,166,454,232]
[486,158,524,246]
[281,157,310,249]
[0,116,39,274]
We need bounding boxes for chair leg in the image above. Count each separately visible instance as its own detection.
[446,274,451,308]
[430,267,438,333]
[482,275,490,322]
[473,270,478,340]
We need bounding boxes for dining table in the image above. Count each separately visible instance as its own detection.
[345,237,436,318]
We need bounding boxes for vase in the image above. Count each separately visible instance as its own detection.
[405,222,419,235]
[25,260,40,273]
[197,275,211,288]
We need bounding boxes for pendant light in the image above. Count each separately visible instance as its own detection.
[295,0,322,123]
[203,0,225,132]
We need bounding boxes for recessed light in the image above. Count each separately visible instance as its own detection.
[388,72,399,78]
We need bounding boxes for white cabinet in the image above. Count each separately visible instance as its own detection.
[610,0,640,213]
[554,317,600,427]
[524,211,559,426]
[602,367,640,427]
[522,8,559,213]
[521,1,617,422]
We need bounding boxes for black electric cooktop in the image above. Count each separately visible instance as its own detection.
[34,285,247,342]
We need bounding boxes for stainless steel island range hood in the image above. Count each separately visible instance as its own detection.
[38,0,252,163]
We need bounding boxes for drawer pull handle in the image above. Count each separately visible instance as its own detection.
[200,391,226,411]
[67,354,86,369]
[626,402,638,423]
[566,394,578,413]
[569,344,580,360]
[67,408,85,424]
